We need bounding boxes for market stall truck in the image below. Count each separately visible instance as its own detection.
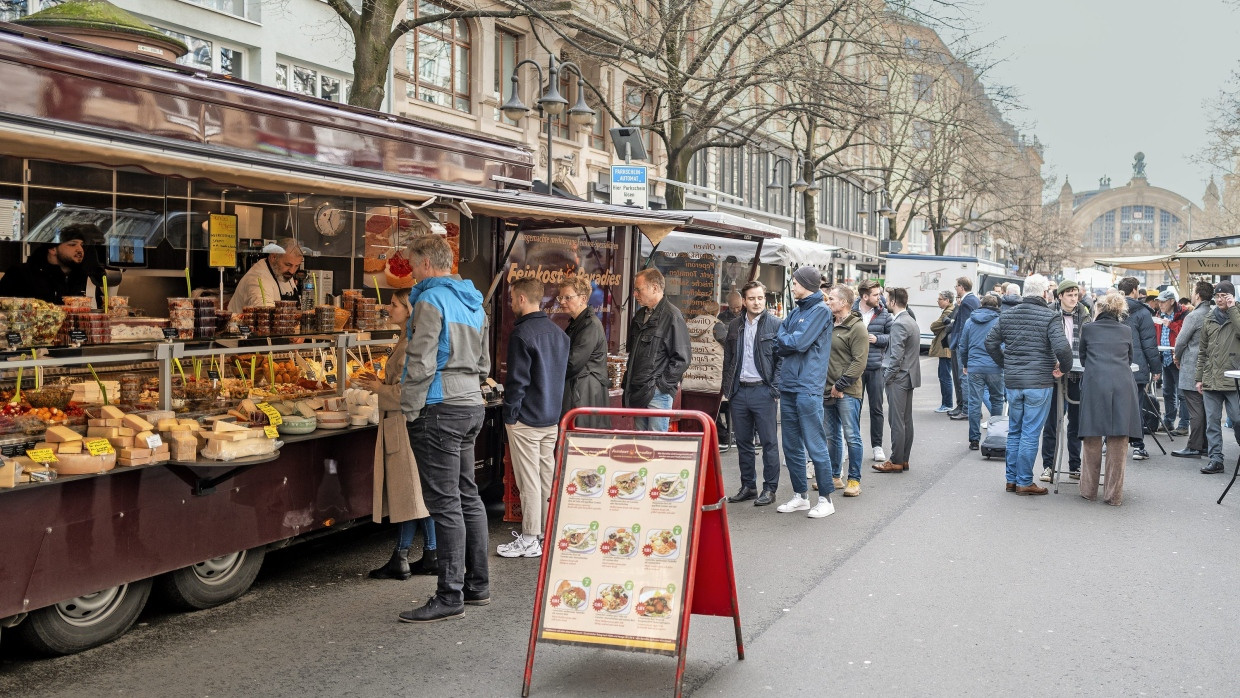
[882,253,1014,348]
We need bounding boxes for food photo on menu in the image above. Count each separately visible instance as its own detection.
[595,583,632,614]
[558,523,598,554]
[566,467,605,497]
[645,529,681,559]
[601,525,639,557]
[610,470,646,499]
[651,471,688,502]
[636,586,674,619]
[551,580,589,612]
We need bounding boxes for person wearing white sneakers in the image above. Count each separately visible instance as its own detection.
[774,266,835,518]
[497,277,569,558]
[853,279,891,464]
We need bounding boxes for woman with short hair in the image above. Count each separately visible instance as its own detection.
[1077,292,1143,505]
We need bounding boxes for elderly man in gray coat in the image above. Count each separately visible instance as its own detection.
[1172,280,1214,459]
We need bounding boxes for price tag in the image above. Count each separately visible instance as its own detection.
[324,360,334,372]
[26,447,58,464]
[68,329,87,343]
[6,331,21,346]
[326,374,337,385]
[207,369,221,381]
[263,424,279,439]
[145,434,163,449]
[85,438,115,456]
[238,325,252,338]
[162,327,179,340]
[255,402,283,426]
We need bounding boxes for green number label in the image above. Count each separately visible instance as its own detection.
[582,577,592,587]
[597,465,607,474]
[638,467,647,477]
[589,521,599,531]
[631,523,641,533]
[680,469,690,479]
[624,580,633,590]
[666,583,676,594]
[673,525,682,536]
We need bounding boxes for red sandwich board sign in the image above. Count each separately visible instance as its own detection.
[522,408,743,697]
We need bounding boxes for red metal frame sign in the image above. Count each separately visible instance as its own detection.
[523,408,743,697]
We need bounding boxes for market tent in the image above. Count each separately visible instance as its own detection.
[639,232,837,267]
[1175,247,1240,276]
[766,236,839,268]
[1092,253,1175,271]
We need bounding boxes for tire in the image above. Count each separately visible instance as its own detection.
[14,578,152,656]
[157,547,266,611]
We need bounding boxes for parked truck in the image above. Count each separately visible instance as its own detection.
[882,254,1016,347]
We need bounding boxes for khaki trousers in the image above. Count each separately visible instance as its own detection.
[1080,436,1127,505]
[506,422,558,537]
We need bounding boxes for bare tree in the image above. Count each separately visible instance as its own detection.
[325,0,532,110]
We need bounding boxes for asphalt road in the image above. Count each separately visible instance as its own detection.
[4,357,1240,696]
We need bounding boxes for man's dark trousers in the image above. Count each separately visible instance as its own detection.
[861,368,885,448]
[409,403,488,607]
[730,383,780,492]
[1041,377,1081,472]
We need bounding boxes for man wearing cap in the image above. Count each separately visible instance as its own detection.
[1155,288,1190,435]
[0,224,94,304]
[1039,280,1092,482]
[1195,281,1240,474]
[1119,277,1161,459]
[228,238,304,312]
[774,266,836,519]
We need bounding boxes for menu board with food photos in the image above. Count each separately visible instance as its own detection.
[536,432,702,655]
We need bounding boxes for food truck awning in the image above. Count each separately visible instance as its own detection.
[458,197,685,241]
[1095,247,1240,278]
[639,232,835,267]
[767,236,839,268]
[1093,253,1176,271]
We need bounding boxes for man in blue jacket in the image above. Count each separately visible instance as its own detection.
[854,279,892,462]
[946,277,980,420]
[775,266,835,519]
[498,277,569,559]
[398,235,491,623]
[958,294,1005,450]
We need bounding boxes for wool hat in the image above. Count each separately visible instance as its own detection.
[1057,279,1079,295]
[792,266,823,292]
[1217,281,1236,297]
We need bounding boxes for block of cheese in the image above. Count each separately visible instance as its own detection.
[52,451,117,475]
[57,440,83,454]
[168,433,197,461]
[153,443,170,455]
[45,425,83,443]
[87,426,120,439]
[117,456,153,467]
[117,427,135,437]
[178,419,201,431]
[119,447,153,459]
[122,414,154,432]
[141,410,176,424]
[88,418,122,427]
[203,430,252,442]
[108,436,136,449]
[157,418,181,432]
[33,441,54,452]
[0,458,19,488]
[212,420,247,433]
[135,430,155,443]
[201,436,276,461]
[99,405,125,420]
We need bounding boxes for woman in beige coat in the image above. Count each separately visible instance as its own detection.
[353,295,435,580]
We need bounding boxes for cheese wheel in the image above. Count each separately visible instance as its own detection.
[53,452,117,475]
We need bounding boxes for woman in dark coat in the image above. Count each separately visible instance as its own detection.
[1077,292,1143,505]
[557,276,609,428]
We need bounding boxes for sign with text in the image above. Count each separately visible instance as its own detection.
[208,213,238,268]
[537,432,701,655]
[610,165,648,209]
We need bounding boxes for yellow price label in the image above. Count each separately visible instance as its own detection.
[85,438,115,456]
[264,425,279,439]
[26,448,58,464]
[256,402,283,427]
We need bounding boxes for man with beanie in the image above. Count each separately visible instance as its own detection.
[1039,279,1091,482]
[775,266,836,519]
[1195,281,1240,474]
[0,224,93,303]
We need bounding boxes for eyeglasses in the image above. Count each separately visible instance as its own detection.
[556,294,580,302]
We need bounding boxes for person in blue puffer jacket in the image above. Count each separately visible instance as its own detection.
[959,294,1005,449]
[773,266,836,519]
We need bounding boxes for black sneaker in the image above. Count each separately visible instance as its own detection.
[399,596,465,623]
[1132,448,1150,461]
[464,590,491,606]
[969,441,979,450]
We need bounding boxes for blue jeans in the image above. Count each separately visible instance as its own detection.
[1005,387,1053,486]
[634,390,674,432]
[397,517,437,551]
[731,383,781,492]
[780,392,834,495]
[937,357,953,408]
[825,395,864,481]
[967,372,1005,443]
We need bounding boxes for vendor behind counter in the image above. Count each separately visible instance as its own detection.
[0,224,92,304]
[227,239,303,312]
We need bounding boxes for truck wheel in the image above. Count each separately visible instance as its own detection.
[14,578,152,655]
[157,547,266,611]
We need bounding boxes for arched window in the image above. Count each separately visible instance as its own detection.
[407,1,471,113]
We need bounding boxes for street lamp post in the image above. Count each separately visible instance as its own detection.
[767,156,808,237]
[500,55,595,196]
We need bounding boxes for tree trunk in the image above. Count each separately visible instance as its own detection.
[801,132,817,242]
[347,3,399,111]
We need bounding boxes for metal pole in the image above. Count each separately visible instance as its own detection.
[546,56,556,194]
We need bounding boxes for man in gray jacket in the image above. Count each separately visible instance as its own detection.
[1173,280,1213,459]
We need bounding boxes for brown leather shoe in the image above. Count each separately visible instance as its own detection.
[872,460,904,473]
[1015,484,1048,496]
[1006,482,1016,493]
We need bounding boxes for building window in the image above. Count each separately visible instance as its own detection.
[903,36,922,58]
[176,0,260,22]
[913,121,932,149]
[623,82,655,157]
[161,29,212,72]
[1120,204,1154,245]
[275,63,288,90]
[912,73,933,101]
[587,89,607,150]
[1159,209,1180,248]
[292,65,318,97]
[1,1,29,21]
[271,59,347,102]
[219,47,243,78]
[407,1,472,113]
[493,29,521,125]
[321,75,341,102]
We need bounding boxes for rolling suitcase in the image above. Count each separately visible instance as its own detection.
[980,416,1008,459]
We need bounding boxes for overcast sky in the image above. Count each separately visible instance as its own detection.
[958,0,1240,203]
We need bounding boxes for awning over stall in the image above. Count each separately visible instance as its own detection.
[459,196,685,242]
[1092,253,1175,271]
[640,232,837,267]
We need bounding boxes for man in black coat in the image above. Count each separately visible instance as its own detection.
[623,268,692,432]
[945,276,980,419]
[1118,276,1162,460]
[854,279,892,462]
[722,281,782,506]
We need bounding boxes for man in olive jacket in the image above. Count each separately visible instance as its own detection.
[824,284,870,496]
[1194,281,1240,474]
[623,268,692,432]
[722,281,782,506]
